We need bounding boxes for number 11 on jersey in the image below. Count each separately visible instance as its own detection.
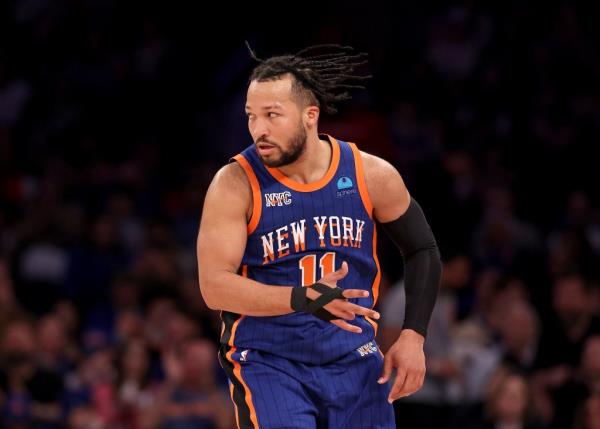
[298,252,336,286]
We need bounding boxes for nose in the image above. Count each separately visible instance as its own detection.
[250,117,270,142]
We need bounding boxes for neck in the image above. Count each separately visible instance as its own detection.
[275,132,331,184]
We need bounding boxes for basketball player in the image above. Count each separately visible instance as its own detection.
[197,44,442,429]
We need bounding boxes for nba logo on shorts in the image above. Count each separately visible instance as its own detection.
[356,341,378,357]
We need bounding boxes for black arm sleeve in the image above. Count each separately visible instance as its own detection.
[381,198,442,337]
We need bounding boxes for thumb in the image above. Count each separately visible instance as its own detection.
[378,353,393,384]
[333,261,349,279]
[320,261,348,283]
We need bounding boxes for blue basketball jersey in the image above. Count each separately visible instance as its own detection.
[220,134,381,365]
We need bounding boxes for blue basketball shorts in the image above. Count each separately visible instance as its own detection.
[218,341,395,429]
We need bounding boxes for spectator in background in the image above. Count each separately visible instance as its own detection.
[36,314,72,375]
[106,192,145,255]
[546,336,600,429]
[159,339,233,429]
[10,217,70,316]
[63,347,116,428]
[51,300,80,360]
[472,186,542,272]
[162,311,200,353]
[143,297,178,353]
[573,393,600,429]
[0,315,76,428]
[453,268,501,348]
[113,338,158,429]
[497,300,540,373]
[487,277,531,335]
[178,276,222,340]
[68,405,107,429]
[547,231,598,282]
[452,276,537,407]
[530,276,600,426]
[547,191,600,281]
[535,274,600,372]
[0,319,37,428]
[24,314,72,428]
[114,310,145,345]
[0,256,24,335]
[449,367,545,429]
[482,370,544,429]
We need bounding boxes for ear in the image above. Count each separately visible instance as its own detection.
[304,106,320,129]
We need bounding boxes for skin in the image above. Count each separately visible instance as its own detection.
[197,73,425,403]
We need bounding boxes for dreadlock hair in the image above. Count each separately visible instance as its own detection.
[246,42,371,115]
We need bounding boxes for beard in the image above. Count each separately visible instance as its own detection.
[256,123,307,168]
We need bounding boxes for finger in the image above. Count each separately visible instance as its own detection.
[339,261,349,277]
[331,319,362,334]
[327,309,355,321]
[324,302,356,320]
[327,260,349,281]
[342,289,369,299]
[344,303,380,320]
[397,372,420,398]
[388,367,407,403]
[378,353,394,384]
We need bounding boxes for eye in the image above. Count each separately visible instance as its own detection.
[268,112,279,118]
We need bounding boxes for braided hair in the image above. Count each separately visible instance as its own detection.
[246,42,371,115]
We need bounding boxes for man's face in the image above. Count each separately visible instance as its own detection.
[245,75,308,168]
[553,276,588,324]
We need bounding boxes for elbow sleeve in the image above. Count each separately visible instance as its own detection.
[381,198,442,337]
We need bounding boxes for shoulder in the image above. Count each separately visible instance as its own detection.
[204,161,252,219]
[359,151,401,189]
[213,160,251,190]
[357,150,410,223]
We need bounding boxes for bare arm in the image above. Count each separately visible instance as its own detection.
[197,162,294,316]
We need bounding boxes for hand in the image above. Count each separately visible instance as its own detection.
[307,261,380,334]
[378,329,426,403]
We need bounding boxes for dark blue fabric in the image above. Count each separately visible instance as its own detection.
[226,341,394,428]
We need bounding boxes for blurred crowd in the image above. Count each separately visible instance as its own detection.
[1,1,599,428]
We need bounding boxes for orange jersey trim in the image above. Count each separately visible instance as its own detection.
[348,142,374,218]
[370,224,382,307]
[265,135,340,192]
[233,154,262,235]
[225,346,260,428]
[365,316,379,336]
[224,264,258,428]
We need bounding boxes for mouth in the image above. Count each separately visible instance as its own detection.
[257,142,277,155]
